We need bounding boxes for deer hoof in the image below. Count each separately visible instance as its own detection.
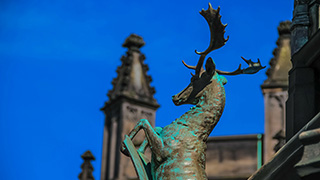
[120,142,130,157]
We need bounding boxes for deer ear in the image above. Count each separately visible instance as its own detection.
[205,57,216,77]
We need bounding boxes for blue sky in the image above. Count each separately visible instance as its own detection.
[0,0,293,179]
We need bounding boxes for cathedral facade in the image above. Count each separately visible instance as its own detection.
[78,1,320,179]
[96,19,292,180]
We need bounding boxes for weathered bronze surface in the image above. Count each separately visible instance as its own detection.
[121,3,264,179]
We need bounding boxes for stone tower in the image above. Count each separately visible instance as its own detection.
[286,0,320,141]
[261,21,292,162]
[100,34,160,180]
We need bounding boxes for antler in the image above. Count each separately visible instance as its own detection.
[182,60,204,76]
[195,3,229,55]
[183,3,265,76]
[183,57,266,75]
[216,57,266,75]
[184,3,228,77]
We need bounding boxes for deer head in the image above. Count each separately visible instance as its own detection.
[172,57,217,106]
[172,3,265,106]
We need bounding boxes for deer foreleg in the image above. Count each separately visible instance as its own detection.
[137,138,149,154]
[122,119,164,161]
[138,126,163,154]
[138,120,164,162]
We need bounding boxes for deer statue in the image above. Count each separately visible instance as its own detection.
[121,3,265,180]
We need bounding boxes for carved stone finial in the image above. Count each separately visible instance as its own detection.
[81,150,95,160]
[277,21,291,36]
[291,0,310,55]
[122,34,145,52]
[78,151,95,180]
[262,21,292,89]
[102,34,159,110]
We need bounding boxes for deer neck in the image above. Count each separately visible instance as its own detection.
[174,75,226,140]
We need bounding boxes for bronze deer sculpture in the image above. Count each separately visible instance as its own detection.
[121,3,265,180]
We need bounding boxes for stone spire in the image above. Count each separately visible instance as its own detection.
[103,34,159,109]
[262,21,292,89]
[261,21,292,162]
[78,150,95,180]
[100,34,159,180]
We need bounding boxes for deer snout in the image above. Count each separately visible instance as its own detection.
[172,84,194,106]
[172,95,182,106]
[172,93,188,106]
